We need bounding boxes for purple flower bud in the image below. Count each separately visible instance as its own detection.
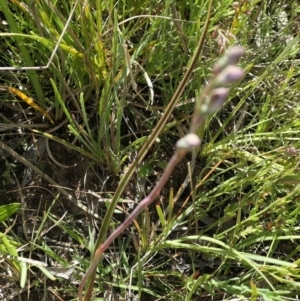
[176,133,201,151]
[213,46,245,75]
[195,88,229,117]
[214,65,244,86]
[208,88,229,112]
[226,46,245,65]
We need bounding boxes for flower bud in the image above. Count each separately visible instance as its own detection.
[227,46,245,63]
[213,46,245,75]
[214,65,244,86]
[176,133,201,151]
[207,88,229,112]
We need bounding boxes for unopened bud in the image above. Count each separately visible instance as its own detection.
[176,133,201,151]
[208,88,229,112]
[214,65,244,86]
[213,46,245,75]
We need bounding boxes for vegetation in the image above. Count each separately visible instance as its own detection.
[1,0,300,301]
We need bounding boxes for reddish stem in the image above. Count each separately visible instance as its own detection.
[78,150,187,301]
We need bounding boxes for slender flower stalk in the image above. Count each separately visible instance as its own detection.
[78,46,245,301]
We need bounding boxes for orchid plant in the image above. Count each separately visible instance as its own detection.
[78,46,245,301]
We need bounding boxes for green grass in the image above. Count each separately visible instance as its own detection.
[1,0,300,300]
